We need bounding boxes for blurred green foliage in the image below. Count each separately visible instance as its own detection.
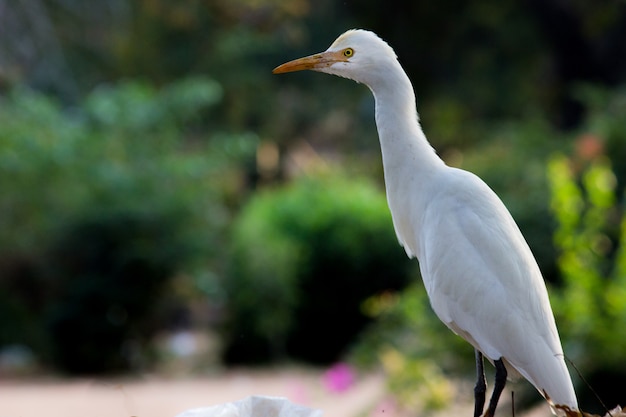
[573,85,626,190]
[43,209,189,374]
[353,284,472,373]
[0,0,625,401]
[352,284,469,413]
[0,78,256,373]
[548,156,624,352]
[223,174,414,364]
[548,154,626,412]
[5,0,625,150]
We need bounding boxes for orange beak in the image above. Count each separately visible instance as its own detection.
[272,50,348,74]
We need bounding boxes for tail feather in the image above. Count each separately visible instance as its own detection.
[546,392,580,417]
[547,393,625,417]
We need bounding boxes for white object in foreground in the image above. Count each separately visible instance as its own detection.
[174,395,324,417]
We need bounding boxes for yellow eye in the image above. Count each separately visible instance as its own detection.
[343,48,354,57]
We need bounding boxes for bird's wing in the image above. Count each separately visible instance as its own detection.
[416,169,575,406]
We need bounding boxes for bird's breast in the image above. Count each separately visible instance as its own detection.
[383,168,442,260]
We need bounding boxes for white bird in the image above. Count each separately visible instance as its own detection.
[273,29,579,417]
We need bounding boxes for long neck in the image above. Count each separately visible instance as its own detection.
[365,62,445,258]
[368,62,444,175]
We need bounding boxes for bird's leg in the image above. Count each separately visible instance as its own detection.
[474,350,487,417]
[484,358,507,417]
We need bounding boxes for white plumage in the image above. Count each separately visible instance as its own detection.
[274,29,578,417]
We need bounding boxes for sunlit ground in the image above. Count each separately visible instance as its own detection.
[0,368,555,417]
[0,331,556,417]
[0,367,384,417]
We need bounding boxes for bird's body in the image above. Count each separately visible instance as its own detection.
[274,29,578,416]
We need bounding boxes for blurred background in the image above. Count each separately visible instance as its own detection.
[1,0,626,415]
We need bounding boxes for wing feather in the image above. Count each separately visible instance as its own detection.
[413,168,576,408]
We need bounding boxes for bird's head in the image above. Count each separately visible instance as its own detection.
[273,29,398,87]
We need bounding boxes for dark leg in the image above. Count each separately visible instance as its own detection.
[484,358,507,417]
[474,350,487,417]
[511,390,515,417]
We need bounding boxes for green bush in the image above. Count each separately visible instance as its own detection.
[0,80,256,373]
[544,85,626,412]
[548,155,626,412]
[350,284,468,413]
[44,209,190,374]
[222,174,415,364]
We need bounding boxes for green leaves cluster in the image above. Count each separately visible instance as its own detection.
[223,174,414,364]
[546,87,626,391]
[0,77,254,253]
[0,77,256,372]
[548,155,626,366]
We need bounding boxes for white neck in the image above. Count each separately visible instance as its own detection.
[367,61,444,182]
[364,60,446,258]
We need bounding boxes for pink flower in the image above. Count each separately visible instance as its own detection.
[323,362,355,393]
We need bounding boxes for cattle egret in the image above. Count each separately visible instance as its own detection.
[273,30,579,417]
